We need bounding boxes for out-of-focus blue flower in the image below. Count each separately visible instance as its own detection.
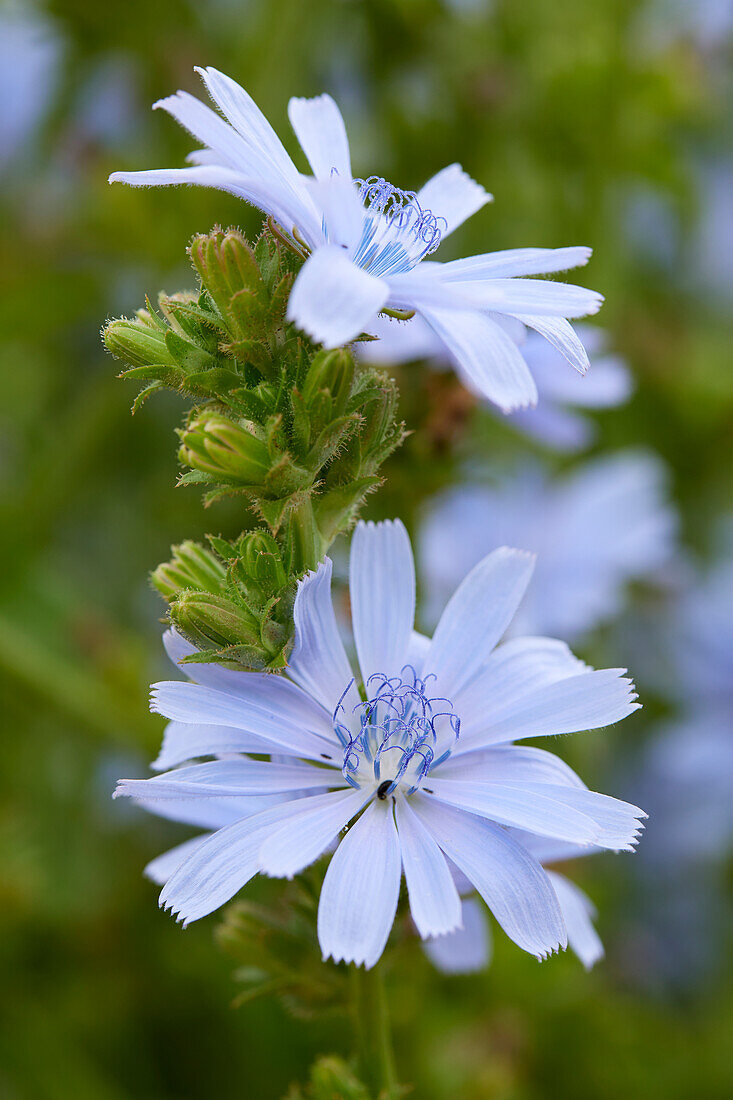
[419,452,677,640]
[115,520,642,968]
[691,159,733,306]
[639,0,733,53]
[110,66,603,412]
[621,183,681,274]
[361,319,632,450]
[639,552,733,866]
[74,54,140,148]
[0,7,63,171]
[620,548,733,990]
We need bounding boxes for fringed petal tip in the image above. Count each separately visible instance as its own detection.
[193,64,216,84]
[438,163,493,209]
[500,392,539,414]
[570,246,592,268]
[535,939,567,963]
[418,918,464,942]
[152,93,180,112]
[496,545,537,566]
[583,290,604,316]
[158,896,189,927]
[321,949,376,970]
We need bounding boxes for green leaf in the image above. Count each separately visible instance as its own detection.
[164,329,215,372]
[131,381,165,412]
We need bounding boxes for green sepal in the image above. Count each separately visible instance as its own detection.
[254,492,304,534]
[207,534,239,561]
[131,381,165,413]
[222,338,272,376]
[120,364,187,385]
[176,469,215,487]
[314,477,381,542]
[262,451,314,497]
[183,368,244,395]
[164,329,215,372]
[305,413,359,470]
[289,390,312,455]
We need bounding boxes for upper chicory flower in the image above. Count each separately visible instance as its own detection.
[115,520,644,969]
[109,66,602,413]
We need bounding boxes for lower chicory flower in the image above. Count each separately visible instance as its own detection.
[423,840,604,974]
[116,520,644,968]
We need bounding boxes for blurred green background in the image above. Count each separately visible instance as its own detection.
[1,0,732,1096]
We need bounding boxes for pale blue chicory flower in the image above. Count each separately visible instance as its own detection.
[360,318,632,450]
[424,838,604,974]
[419,452,677,640]
[109,66,602,412]
[116,520,643,969]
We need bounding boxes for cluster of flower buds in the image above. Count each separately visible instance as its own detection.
[104,227,403,669]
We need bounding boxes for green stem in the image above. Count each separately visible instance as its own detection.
[350,962,399,1099]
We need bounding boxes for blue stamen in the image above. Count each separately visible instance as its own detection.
[346,176,446,277]
[335,665,460,795]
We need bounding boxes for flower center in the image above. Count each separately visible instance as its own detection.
[333,667,460,797]
[350,176,445,278]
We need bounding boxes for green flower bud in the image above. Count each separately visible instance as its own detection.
[170,591,261,651]
[179,412,270,483]
[357,371,401,472]
[189,229,261,328]
[103,318,175,368]
[302,348,354,415]
[239,530,288,592]
[151,540,227,601]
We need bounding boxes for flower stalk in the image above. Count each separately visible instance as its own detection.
[350,962,400,1100]
[103,225,404,670]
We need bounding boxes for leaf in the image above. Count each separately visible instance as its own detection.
[164,329,215,372]
[183,368,243,394]
[121,364,187,386]
[290,390,312,455]
[305,414,359,470]
[314,478,381,542]
[222,338,272,376]
[176,469,215,487]
[131,381,165,413]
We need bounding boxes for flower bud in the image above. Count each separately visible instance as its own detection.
[239,531,288,592]
[169,591,261,651]
[151,541,227,601]
[302,348,354,415]
[189,229,260,326]
[358,371,401,470]
[103,318,175,368]
[179,412,270,484]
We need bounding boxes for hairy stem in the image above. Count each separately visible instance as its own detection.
[350,961,399,1099]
